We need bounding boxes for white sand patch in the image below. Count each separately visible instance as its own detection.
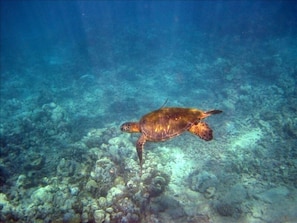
[231,128,263,150]
[159,146,195,186]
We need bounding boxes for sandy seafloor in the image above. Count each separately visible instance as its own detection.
[1,2,297,223]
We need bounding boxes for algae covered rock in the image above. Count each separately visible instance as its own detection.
[57,158,78,177]
[223,184,247,204]
[215,202,235,216]
[86,179,98,193]
[0,193,14,219]
[139,169,170,198]
[24,153,45,171]
[63,212,81,223]
[98,197,107,209]
[31,185,54,204]
[150,194,185,218]
[148,176,167,197]
[189,170,218,193]
[254,186,290,204]
[106,186,125,204]
[89,157,117,197]
[204,186,216,199]
[94,209,105,223]
[0,165,9,186]
[214,200,242,218]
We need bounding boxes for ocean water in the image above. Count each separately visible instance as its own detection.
[1,1,297,222]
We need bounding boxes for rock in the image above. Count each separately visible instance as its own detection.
[31,185,53,205]
[189,171,218,193]
[104,212,111,223]
[106,207,113,213]
[57,158,77,177]
[86,179,98,192]
[114,176,125,186]
[90,201,99,211]
[51,105,65,123]
[49,102,57,109]
[215,202,235,217]
[106,186,125,204]
[81,212,89,223]
[94,209,105,223]
[24,154,45,170]
[223,184,247,204]
[141,172,152,184]
[91,158,116,185]
[214,201,242,218]
[108,136,121,145]
[98,197,107,208]
[0,193,11,213]
[150,195,185,218]
[63,212,80,223]
[16,175,26,188]
[204,186,216,199]
[283,118,297,138]
[149,176,167,197]
[69,187,79,196]
[126,179,138,193]
[254,186,290,204]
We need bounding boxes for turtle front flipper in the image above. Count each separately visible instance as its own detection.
[188,122,213,141]
[136,134,146,173]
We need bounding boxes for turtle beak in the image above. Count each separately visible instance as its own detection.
[120,123,127,131]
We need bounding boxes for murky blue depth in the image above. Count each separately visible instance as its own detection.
[1,1,297,222]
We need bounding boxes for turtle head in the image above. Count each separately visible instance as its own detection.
[120,122,140,133]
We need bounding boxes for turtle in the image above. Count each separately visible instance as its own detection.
[120,107,222,169]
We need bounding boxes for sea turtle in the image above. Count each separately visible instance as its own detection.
[120,107,222,169]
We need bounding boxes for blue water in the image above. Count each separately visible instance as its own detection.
[1,1,297,222]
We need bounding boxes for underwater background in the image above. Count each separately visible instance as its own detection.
[1,1,297,223]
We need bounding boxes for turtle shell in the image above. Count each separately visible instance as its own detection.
[139,107,204,141]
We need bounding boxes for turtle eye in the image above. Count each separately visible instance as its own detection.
[125,124,131,130]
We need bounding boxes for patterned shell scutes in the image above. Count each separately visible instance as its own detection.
[140,107,204,141]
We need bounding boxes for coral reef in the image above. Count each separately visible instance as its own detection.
[1,5,297,222]
[0,128,173,222]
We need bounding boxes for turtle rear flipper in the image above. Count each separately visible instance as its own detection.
[205,109,223,115]
[201,109,223,119]
[189,122,213,141]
